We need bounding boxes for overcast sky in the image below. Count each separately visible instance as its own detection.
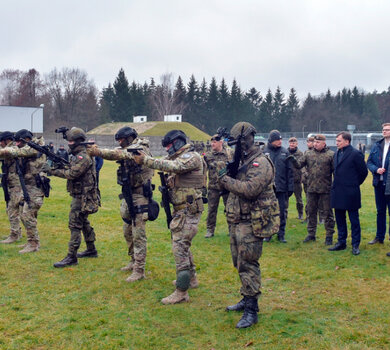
[1,0,390,99]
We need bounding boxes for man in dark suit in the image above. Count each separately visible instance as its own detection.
[328,131,368,255]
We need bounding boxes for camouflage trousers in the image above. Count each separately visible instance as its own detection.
[206,188,231,234]
[68,196,96,255]
[230,221,263,298]
[7,186,43,244]
[293,181,304,217]
[306,192,335,238]
[120,194,148,273]
[170,209,202,279]
[6,187,22,238]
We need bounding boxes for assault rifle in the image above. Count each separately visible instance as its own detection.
[158,171,173,228]
[225,125,244,179]
[127,148,143,155]
[1,164,10,206]
[21,139,70,169]
[15,159,31,208]
[118,160,137,221]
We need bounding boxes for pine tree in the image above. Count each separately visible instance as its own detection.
[112,68,132,121]
[273,86,286,130]
[259,89,274,132]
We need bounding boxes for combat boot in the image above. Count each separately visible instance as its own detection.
[204,230,214,238]
[226,297,246,312]
[121,261,134,271]
[77,243,98,258]
[303,235,316,243]
[172,274,199,289]
[125,270,145,283]
[236,297,259,329]
[161,289,190,305]
[0,234,21,244]
[325,236,333,246]
[19,242,39,254]
[53,254,78,268]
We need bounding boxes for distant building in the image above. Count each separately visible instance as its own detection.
[0,105,44,133]
[133,116,147,123]
[164,114,182,122]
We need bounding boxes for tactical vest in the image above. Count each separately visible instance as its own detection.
[67,149,96,196]
[21,153,47,187]
[117,158,154,189]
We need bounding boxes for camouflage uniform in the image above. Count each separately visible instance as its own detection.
[141,143,204,303]
[292,146,335,241]
[288,147,304,218]
[51,145,99,256]
[0,137,47,251]
[220,146,279,298]
[204,145,233,236]
[0,140,22,242]
[92,138,154,278]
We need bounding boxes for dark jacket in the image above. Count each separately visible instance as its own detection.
[263,143,294,193]
[331,145,368,210]
[367,138,390,187]
[56,148,69,162]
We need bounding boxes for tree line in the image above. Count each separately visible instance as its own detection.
[1,67,389,134]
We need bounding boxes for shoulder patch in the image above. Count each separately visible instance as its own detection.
[181,153,192,159]
[253,162,259,167]
[78,155,84,159]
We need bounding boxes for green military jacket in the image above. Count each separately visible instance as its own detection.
[288,147,303,183]
[52,145,99,213]
[92,137,154,189]
[204,145,233,190]
[292,146,334,193]
[143,144,205,211]
[219,146,280,238]
[0,137,46,192]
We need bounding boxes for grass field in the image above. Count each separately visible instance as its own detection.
[0,161,389,350]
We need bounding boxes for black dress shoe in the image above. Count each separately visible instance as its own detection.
[368,238,384,245]
[278,236,287,243]
[53,254,78,268]
[328,242,347,251]
[352,246,360,255]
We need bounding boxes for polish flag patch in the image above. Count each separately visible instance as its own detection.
[78,155,83,159]
[253,162,259,167]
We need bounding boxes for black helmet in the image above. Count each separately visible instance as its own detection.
[15,129,33,141]
[0,131,14,142]
[115,127,138,141]
[162,130,187,155]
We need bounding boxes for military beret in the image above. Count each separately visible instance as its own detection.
[211,134,221,141]
[289,137,297,142]
[314,134,326,141]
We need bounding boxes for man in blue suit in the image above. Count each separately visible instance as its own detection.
[328,131,368,255]
[367,123,390,246]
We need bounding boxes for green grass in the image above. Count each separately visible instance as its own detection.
[88,121,211,141]
[0,162,389,349]
[140,122,210,141]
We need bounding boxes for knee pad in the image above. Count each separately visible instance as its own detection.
[176,270,191,291]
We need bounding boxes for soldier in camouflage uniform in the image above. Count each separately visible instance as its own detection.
[0,130,47,253]
[203,133,233,238]
[0,131,23,245]
[218,122,280,329]
[288,137,304,220]
[290,134,335,245]
[88,127,154,282]
[134,130,205,305]
[47,127,100,268]
[301,136,314,222]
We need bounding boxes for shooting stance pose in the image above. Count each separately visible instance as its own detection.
[218,122,279,328]
[134,130,205,305]
[88,127,156,282]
